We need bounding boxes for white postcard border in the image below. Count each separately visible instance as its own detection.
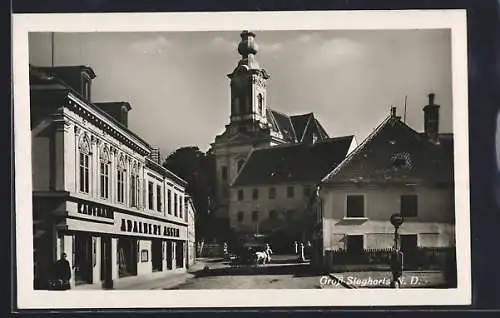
[13,10,470,309]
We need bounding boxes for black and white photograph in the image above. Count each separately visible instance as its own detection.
[13,10,470,308]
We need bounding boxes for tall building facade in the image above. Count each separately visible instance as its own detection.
[31,65,191,290]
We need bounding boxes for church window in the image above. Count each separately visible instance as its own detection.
[257,93,263,114]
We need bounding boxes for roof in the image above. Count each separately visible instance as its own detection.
[321,114,454,185]
[268,109,297,143]
[30,65,151,151]
[232,135,355,187]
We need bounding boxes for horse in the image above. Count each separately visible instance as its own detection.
[255,246,273,264]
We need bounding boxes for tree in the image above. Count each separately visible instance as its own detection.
[162,146,216,240]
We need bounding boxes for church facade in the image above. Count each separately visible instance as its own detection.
[210,31,356,247]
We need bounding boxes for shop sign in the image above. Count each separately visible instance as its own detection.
[119,217,180,238]
[78,202,114,219]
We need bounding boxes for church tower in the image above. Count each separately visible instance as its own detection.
[227,31,270,133]
[210,31,277,229]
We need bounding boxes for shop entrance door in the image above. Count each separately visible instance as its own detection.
[151,239,163,272]
[166,241,173,270]
[118,237,137,278]
[74,234,93,285]
[175,241,184,269]
[100,236,112,285]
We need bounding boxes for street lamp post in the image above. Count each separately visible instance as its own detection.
[389,213,404,288]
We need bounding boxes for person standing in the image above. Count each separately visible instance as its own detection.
[53,253,71,290]
[293,241,298,255]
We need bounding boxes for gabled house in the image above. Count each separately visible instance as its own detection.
[311,94,455,269]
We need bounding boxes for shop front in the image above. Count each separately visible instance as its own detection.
[34,197,189,290]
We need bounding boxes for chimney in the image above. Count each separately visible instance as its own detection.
[94,102,131,127]
[150,147,161,164]
[38,66,96,101]
[423,93,440,143]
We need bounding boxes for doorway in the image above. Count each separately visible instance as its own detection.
[166,241,173,270]
[118,237,137,278]
[175,241,184,269]
[74,233,93,285]
[100,236,112,285]
[151,239,163,272]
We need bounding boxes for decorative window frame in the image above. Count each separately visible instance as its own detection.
[77,133,92,194]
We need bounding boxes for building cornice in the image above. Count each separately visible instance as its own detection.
[66,93,151,156]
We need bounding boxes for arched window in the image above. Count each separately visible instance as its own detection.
[257,93,263,114]
[130,163,139,207]
[99,146,110,199]
[78,135,91,194]
[117,157,125,204]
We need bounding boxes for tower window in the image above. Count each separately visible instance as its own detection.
[257,93,263,114]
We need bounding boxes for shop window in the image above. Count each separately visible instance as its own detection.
[346,195,365,218]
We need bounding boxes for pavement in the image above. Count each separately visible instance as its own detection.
[327,270,447,289]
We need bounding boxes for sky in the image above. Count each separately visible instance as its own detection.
[28,29,453,158]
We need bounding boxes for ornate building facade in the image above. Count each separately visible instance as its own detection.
[31,65,191,290]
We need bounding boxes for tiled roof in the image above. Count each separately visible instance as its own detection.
[268,109,297,142]
[321,115,454,185]
[232,135,355,187]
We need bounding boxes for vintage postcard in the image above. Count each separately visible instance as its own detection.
[12,10,470,309]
